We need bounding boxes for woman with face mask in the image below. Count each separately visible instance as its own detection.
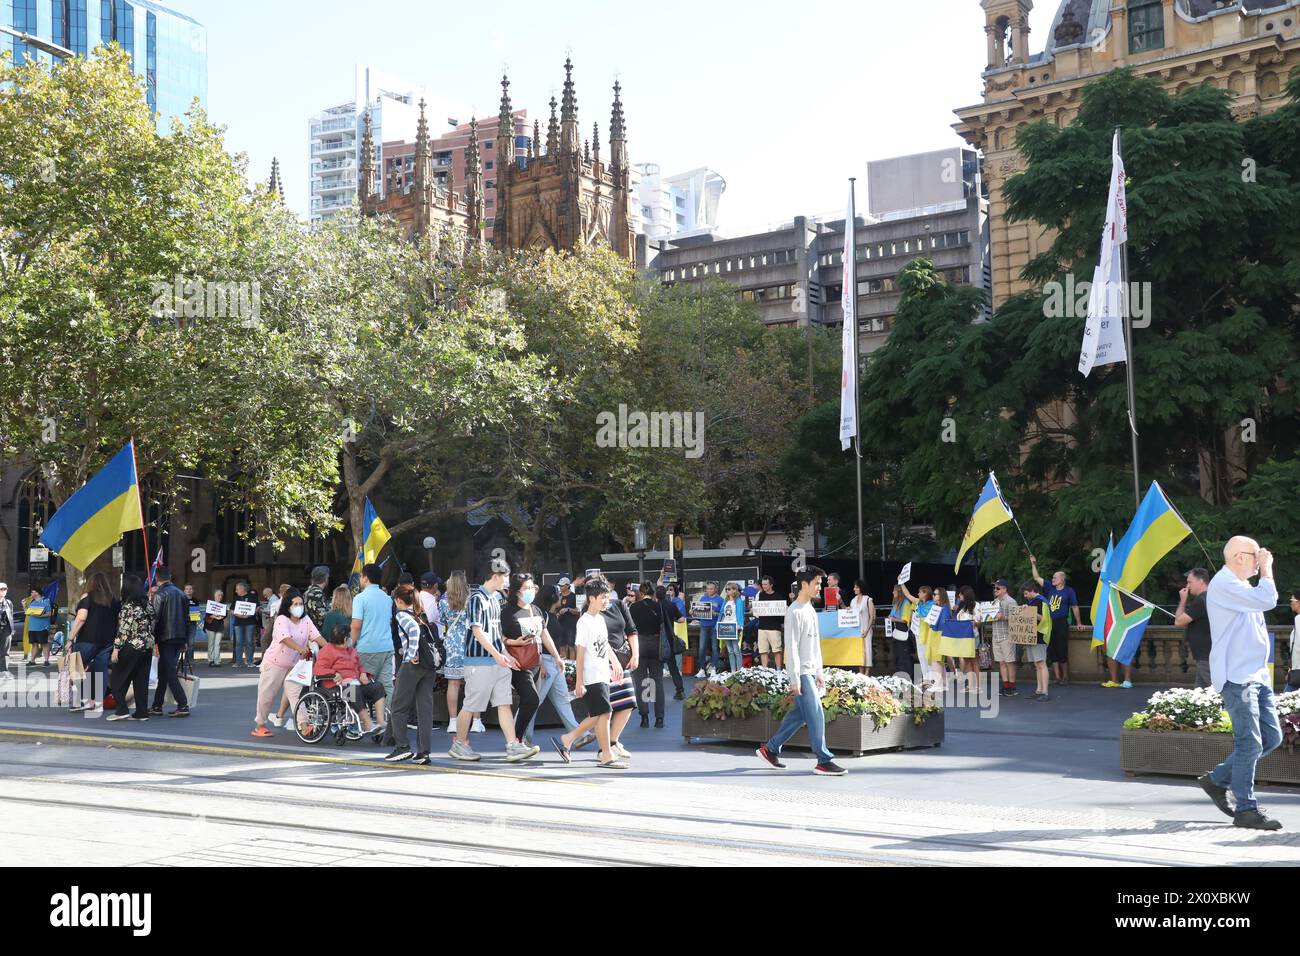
[499,573,555,753]
[252,587,320,738]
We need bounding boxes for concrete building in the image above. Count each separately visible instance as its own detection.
[955,0,1300,308]
[309,65,468,226]
[635,164,727,240]
[2,0,206,128]
[649,148,988,355]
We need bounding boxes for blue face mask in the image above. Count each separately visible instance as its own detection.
[521,589,537,605]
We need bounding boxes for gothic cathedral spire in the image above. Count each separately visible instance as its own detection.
[464,116,485,244]
[494,74,513,245]
[546,96,559,157]
[358,110,375,210]
[560,57,579,155]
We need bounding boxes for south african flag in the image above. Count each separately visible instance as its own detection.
[1102,586,1156,666]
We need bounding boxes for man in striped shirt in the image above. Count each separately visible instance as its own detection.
[450,562,535,762]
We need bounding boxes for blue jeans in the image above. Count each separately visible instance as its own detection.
[1209,680,1282,812]
[73,642,111,702]
[232,624,255,666]
[723,639,743,672]
[766,674,832,763]
[697,627,717,671]
[527,654,578,739]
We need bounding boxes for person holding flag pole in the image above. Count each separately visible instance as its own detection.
[955,472,1028,575]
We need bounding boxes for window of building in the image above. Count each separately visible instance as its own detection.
[486,180,495,189]
[515,135,529,150]
[216,504,257,567]
[68,0,88,55]
[12,0,37,61]
[1128,0,1164,53]
[484,140,493,150]
[485,160,493,170]
[145,10,156,114]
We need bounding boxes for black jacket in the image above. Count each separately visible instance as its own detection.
[629,600,662,657]
[150,583,189,644]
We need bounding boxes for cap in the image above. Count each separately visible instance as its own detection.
[994,578,1009,590]
[420,571,440,588]
[558,577,572,587]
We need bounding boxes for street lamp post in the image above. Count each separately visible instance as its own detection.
[0,26,74,59]
[634,521,647,586]
[422,536,436,573]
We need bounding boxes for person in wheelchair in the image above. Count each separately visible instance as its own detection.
[312,624,386,737]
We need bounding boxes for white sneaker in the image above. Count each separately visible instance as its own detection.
[471,718,486,733]
[612,741,632,759]
[266,714,283,728]
[283,718,296,732]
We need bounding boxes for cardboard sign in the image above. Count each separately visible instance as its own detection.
[837,608,860,629]
[975,600,1001,623]
[661,559,678,582]
[752,600,788,617]
[925,605,942,626]
[205,601,228,618]
[897,562,912,585]
[1008,605,1040,645]
[233,600,257,617]
[947,590,957,607]
[717,622,739,641]
[189,604,202,622]
[111,545,125,569]
[690,600,715,620]
[29,547,49,564]
[823,585,840,609]
[584,568,602,579]
[575,594,587,612]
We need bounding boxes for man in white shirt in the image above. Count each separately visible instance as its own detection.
[1199,536,1283,830]
[755,566,846,776]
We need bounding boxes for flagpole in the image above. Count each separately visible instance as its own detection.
[129,438,151,578]
[849,177,865,583]
[1117,127,1141,511]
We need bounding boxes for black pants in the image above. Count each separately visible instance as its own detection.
[633,657,665,719]
[510,667,540,742]
[109,645,152,717]
[390,664,434,753]
[1047,618,1071,665]
[663,647,684,695]
[891,634,918,681]
[152,640,188,710]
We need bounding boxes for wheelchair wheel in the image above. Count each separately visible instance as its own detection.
[294,692,331,744]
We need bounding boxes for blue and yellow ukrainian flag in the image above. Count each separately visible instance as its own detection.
[1090,534,1115,648]
[1095,481,1190,608]
[351,497,392,577]
[39,441,144,571]
[955,472,1014,573]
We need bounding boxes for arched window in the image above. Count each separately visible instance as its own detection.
[15,477,64,576]
[1128,0,1164,53]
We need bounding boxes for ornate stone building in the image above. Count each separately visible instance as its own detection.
[359,57,634,261]
[955,0,1300,307]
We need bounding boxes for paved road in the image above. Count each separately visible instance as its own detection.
[1,661,1297,865]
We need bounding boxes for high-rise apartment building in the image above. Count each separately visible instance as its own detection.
[634,164,726,240]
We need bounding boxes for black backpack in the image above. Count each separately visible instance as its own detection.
[416,618,446,672]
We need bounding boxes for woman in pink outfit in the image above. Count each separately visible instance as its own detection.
[252,587,320,737]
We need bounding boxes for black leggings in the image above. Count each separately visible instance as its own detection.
[109,645,152,717]
[510,667,540,740]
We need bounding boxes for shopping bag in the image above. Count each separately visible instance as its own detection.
[148,656,158,689]
[166,664,199,708]
[672,619,688,655]
[285,658,314,686]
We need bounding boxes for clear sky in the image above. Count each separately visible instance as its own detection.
[178,0,1061,235]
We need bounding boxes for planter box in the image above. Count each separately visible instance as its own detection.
[1120,728,1300,785]
[681,709,771,743]
[682,707,943,756]
[904,711,945,749]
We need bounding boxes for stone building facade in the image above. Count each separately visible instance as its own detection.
[361,57,635,261]
[955,0,1300,307]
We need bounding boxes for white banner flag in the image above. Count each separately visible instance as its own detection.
[839,184,858,450]
[1079,130,1129,377]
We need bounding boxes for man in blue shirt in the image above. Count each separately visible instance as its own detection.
[1031,556,1081,687]
[24,587,52,666]
[1199,536,1283,831]
[351,563,396,710]
[694,582,725,675]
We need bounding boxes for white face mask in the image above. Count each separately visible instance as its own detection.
[290,606,305,619]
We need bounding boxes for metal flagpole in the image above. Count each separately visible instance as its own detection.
[1117,127,1141,511]
[850,178,865,583]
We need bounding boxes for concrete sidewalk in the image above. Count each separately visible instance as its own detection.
[2,657,1298,865]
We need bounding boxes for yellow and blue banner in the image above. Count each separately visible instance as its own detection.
[39,441,144,571]
[1092,481,1190,623]
[351,497,392,577]
[1090,534,1115,648]
[955,472,1014,573]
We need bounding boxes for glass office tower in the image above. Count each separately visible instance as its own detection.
[3,0,206,127]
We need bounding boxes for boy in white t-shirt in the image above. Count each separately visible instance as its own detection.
[551,579,626,769]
